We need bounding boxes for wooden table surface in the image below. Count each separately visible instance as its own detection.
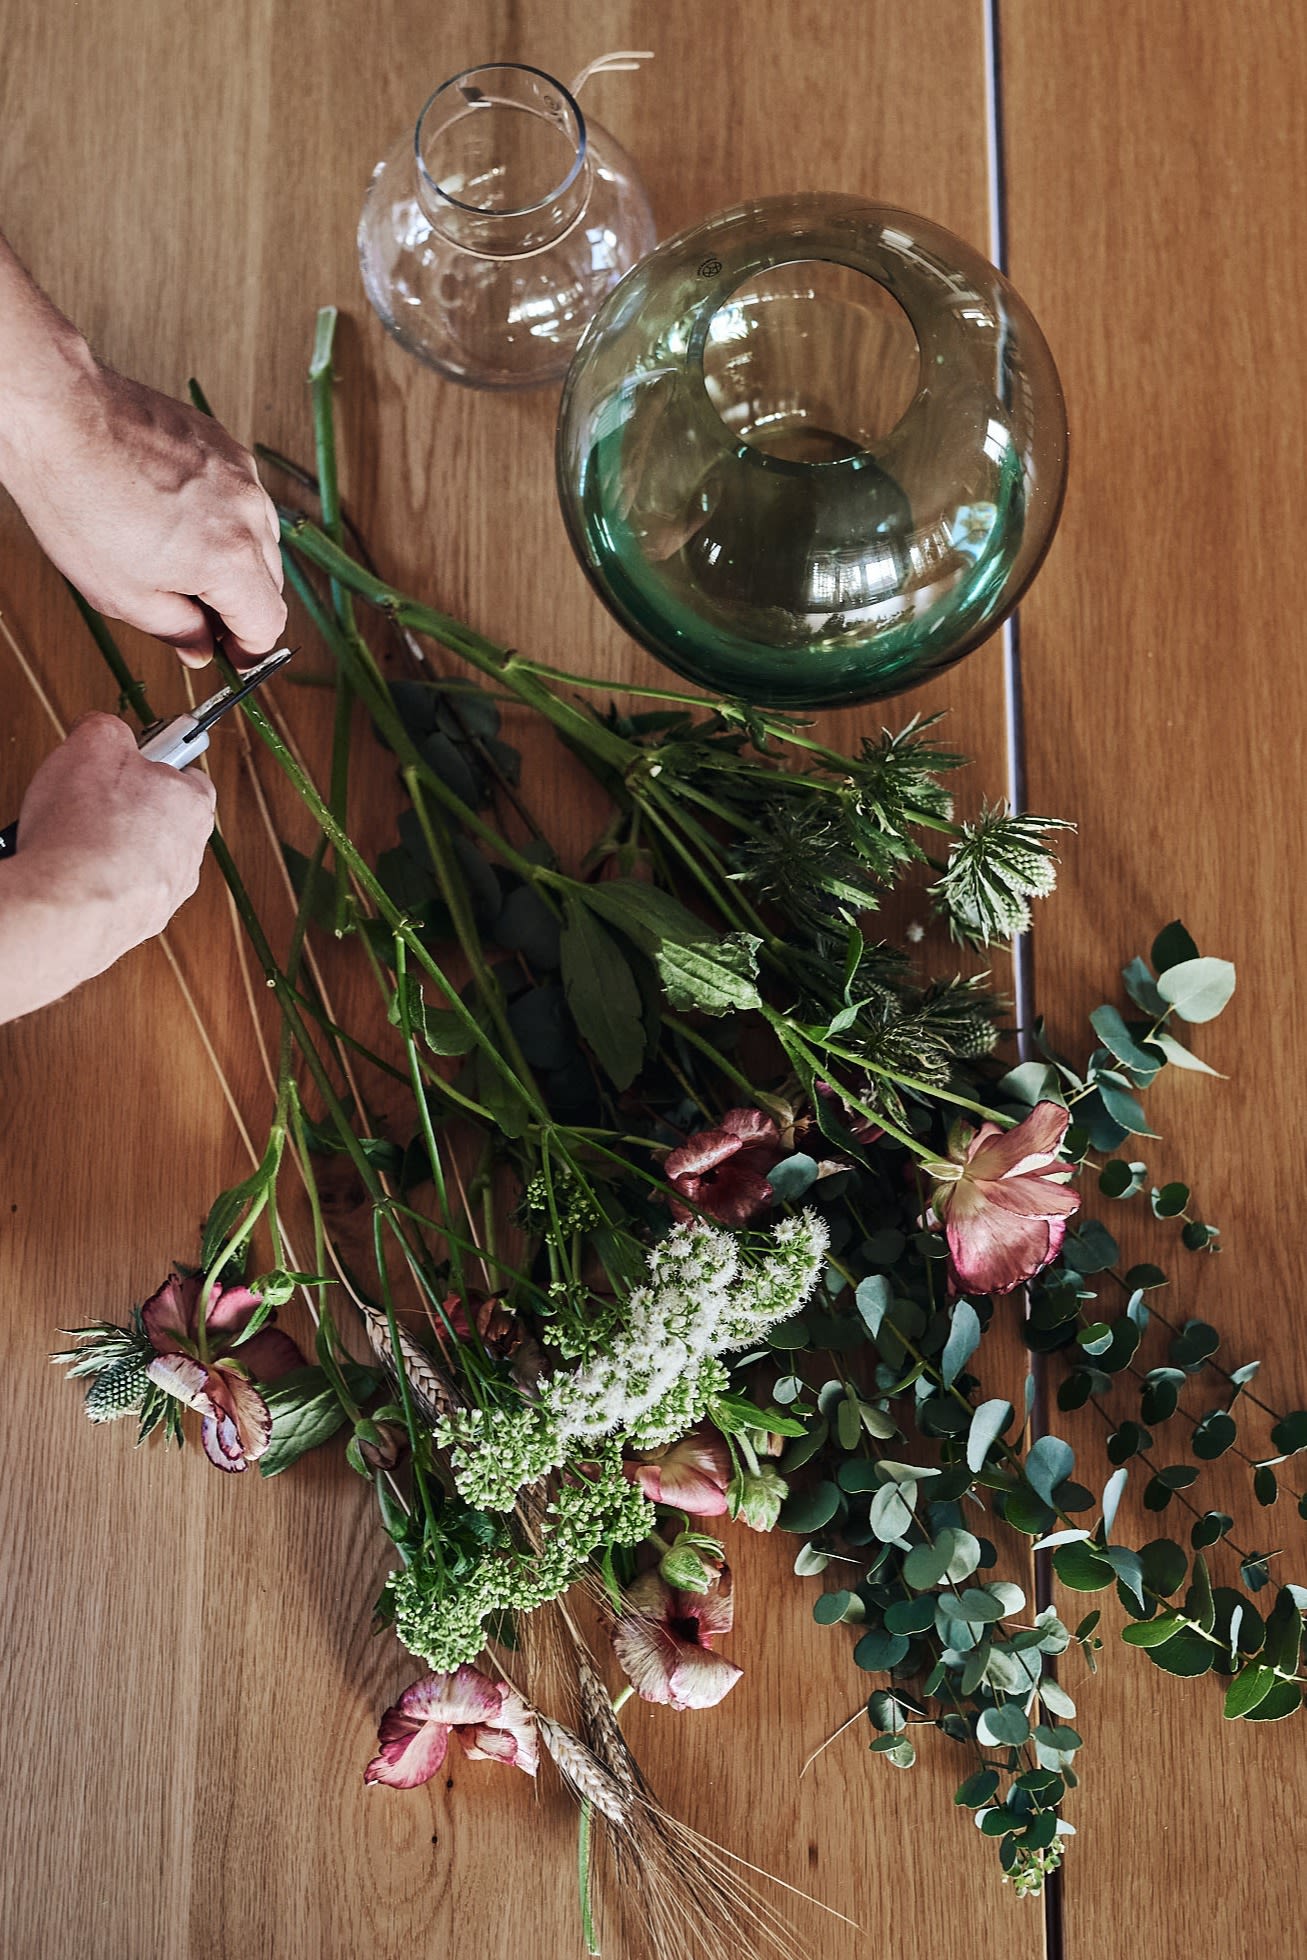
[1,2,1304,1955]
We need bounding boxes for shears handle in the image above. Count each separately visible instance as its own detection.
[0,714,210,861]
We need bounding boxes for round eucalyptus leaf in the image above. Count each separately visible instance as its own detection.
[853,1627,910,1672]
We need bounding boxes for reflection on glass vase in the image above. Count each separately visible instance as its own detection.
[358,62,657,390]
[557,194,1068,707]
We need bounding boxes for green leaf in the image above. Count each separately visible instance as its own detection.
[558,896,645,1090]
[955,1769,1001,1808]
[1185,1554,1215,1633]
[1025,1434,1075,1508]
[1122,956,1166,1016]
[579,881,761,1014]
[1101,1466,1128,1538]
[1151,920,1200,972]
[1190,1510,1233,1549]
[494,883,563,969]
[1192,1411,1237,1460]
[1052,1541,1116,1592]
[1090,1004,1162,1079]
[1139,1537,1188,1596]
[1151,1181,1190,1219]
[868,1483,916,1542]
[777,1480,841,1534]
[1156,956,1236,1024]
[1264,1588,1304,1676]
[966,1398,1013,1475]
[768,1153,819,1201]
[1270,1410,1307,1456]
[940,1298,982,1387]
[903,1527,981,1589]
[1063,1218,1121,1273]
[259,1367,352,1477]
[854,1275,892,1337]
[1254,1465,1279,1508]
[976,1703,1031,1747]
[853,1627,910,1672]
[885,1595,938,1635]
[1243,1679,1304,1722]
[1145,1628,1215,1677]
[1223,1664,1278,1719]
[813,1590,856,1626]
[1121,1612,1186,1647]
[1099,1158,1146,1199]
[1148,1030,1223,1076]
[1095,1080,1159,1138]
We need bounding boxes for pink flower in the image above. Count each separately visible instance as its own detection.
[610,1565,744,1711]
[664,1108,782,1226]
[624,1428,732,1516]
[364,1665,538,1789]
[142,1271,304,1473]
[928,1101,1079,1296]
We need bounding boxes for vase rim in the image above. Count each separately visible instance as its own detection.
[413,62,589,221]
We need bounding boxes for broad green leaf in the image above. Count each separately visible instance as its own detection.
[777,1480,841,1534]
[1151,920,1200,972]
[1270,1410,1307,1456]
[854,1274,892,1337]
[1149,1030,1224,1076]
[966,1398,1013,1475]
[1101,1466,1128,1538]
[1243,1680,1304,1722]
[1156,956,1236,1024]
[1025,1434,1075,1507]
[1144,1628,1215,1677]
[955,1769,1000,1808]
[941,1298,982,1386]
[559,896,645,1090]
[1222,1664,1278,1719]
[1090,1004,1161,1078]
[853,1627,910,1672]
[260,1367,351,1477]
[976,1702,1030,1747]
[579,881,761,1013]
[1122,956,1167,1016]
[1052,1540,1116,1591]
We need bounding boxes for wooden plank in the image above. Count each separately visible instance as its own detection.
[0,3,1038,1954]
[1002,2,1307,1952]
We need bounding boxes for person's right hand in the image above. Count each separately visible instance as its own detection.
[15,711,216,961]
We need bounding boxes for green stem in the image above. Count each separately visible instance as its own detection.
[65,580,152,722]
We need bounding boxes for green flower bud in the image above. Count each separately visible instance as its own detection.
[659,1533,722,1593]
[729,1466,788,1532]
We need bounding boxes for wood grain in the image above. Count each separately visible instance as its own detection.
[1002,1,1307,1953]
[0,4,1039,1956]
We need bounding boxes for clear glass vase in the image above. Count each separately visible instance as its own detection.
[556,194,1068,707]
[358,62,656,390]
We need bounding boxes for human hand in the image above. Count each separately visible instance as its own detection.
[0,350,286,669]
[15,711,216,954]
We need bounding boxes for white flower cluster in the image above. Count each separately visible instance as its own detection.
[441,1212,829,1511]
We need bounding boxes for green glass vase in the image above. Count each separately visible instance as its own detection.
[555,194,1068,708]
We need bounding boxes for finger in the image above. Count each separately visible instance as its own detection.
[198,551,288,663]
[67,709,136,751]
[131,592,217,667]
[258,525,284,599]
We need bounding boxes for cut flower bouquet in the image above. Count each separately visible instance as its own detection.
[53,313,1306,1954]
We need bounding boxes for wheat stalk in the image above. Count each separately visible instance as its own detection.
[357,1300,461,1422]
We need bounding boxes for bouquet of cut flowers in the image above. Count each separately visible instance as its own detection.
[52,313,1305,1955]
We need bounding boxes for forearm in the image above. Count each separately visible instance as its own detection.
[0,233,99,487]
[0,848,124,1023]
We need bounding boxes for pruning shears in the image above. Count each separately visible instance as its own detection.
[0,645,293,861]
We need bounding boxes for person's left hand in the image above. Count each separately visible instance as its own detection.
[0,354,286,668]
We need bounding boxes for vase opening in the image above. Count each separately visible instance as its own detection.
[415,64,589,257]
[700,259,921,466]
